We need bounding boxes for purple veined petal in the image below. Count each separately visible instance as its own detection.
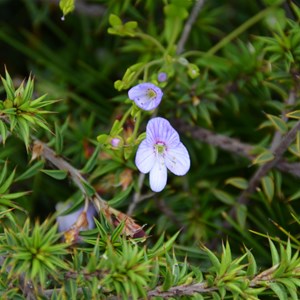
[165,142,190,176]
[149,159,168,192]
[128,83,163,111]
[135,139,156,173]
[146,117,180,146]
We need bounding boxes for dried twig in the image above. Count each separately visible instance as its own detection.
[148,282,216,298]
[174,119,300,179]
[32,140,145,238]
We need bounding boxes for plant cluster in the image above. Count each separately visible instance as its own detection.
[1,0,300,299]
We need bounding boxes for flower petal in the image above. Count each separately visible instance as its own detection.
[135,140,155,173]
[146,117,180,146]
[165,143,190,175]
[128,83,163,111]
[149,159,167,192]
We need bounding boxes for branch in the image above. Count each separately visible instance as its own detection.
[174,119,300,179]
[234,120,300,211]
[32,139,145,238]
[176,0,206,55]
[148,282,216,298]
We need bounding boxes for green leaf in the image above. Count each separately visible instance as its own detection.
[97,134,109,145]
[261,175,274,202]
[0,161,8,185]
[252,150,274,165]
[225,177,248,190]
[212,189,235,205]
[108,185,133,207]
[59,0,75,17]
[54,122,64,155]
[286,110,300,119]
[236,204,247,228]
[109,14,122,27]
[17,117,30,150]
[0,121,8,144]
[269,283,287,300]
[266,114,287,133]
[2,191,31,200]
[1,69,15,100]
[246,250,257,277]
[296,131,300,153]
[41,169,68,180]
[15,160,44,181]
[204,246,221,271]
[269,239,279,265]
[0,169,15,194]
[81,145,100,174]
[81,180,96,197]
[23,76,34,102]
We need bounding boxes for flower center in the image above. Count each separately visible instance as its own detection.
[155,142,166,154]
[146,88,157,99]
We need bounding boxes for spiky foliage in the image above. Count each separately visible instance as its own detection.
[2,0,300,299]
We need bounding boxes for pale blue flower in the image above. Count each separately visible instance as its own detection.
[157,72,167,82]
[128,82,163,111]
[56,202,96,232]
[111,137,121,148]
[135,117,190,192]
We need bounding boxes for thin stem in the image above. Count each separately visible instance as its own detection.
[181,50,206,58]
[176,0,205,54]
[119,106,132,128]
[131,110,141,140]
[135,32,166,53]
[206,6,277,56]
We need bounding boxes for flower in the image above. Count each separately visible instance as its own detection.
[128,82,163,111]
[157,72,167,82]
[135,117,190,192]
[111,137,121,148]
[56,202,96,233]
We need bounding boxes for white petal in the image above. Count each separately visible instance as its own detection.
[165,143,190,176]
[149,159,168,192]
[135,140,155,173]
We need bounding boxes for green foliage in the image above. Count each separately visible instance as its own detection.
[1,0,300,298]
[0,217,68,288]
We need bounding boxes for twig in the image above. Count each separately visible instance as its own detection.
[148,282,216,298]
[176,0,206,55]
[270,89,296,150]
[233,120,300,214]
[173,119,300,179]
[32,139,145,237]
[127,173,145,216]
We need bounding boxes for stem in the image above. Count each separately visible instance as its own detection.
[206,6,276,56]
[176,0,206,54]
[235,120,300,208]
[143,58,164,82]
[32,139,144,237]
[135,32,166,53]
[181,50,206,58]
[165,18,181,55]
[119,106,132,128]
[174,119,300,179]
[131,110,141,140]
